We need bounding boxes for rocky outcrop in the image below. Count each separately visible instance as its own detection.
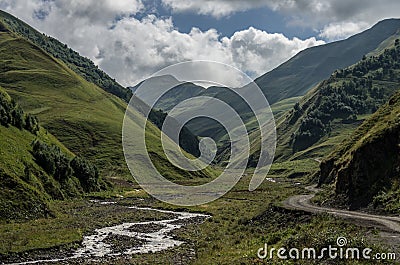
[318,91,400,209]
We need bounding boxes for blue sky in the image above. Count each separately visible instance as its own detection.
[0,0,399,86]
[141,0,316,39]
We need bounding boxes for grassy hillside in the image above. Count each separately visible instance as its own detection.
[133,20,400,157]
[248,38,400,166]
[0,10,132,102]
[0,10,202,158]
[317,89,400,212]
[0,16,214,185]
[255,19,400,104]
[0,86,87,221]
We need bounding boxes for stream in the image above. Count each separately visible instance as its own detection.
[8,204,210,265]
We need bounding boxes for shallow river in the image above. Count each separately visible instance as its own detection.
[10,204,210,265]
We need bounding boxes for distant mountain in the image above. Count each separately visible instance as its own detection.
[318,89,400,212]
[131,75,204,111]
[247,38,400,165]
[255,18,400,104]
[132,19,400,150]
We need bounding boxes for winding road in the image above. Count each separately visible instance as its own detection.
[283,186,400,233]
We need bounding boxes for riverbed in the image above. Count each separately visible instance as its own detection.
[6,202,210,265]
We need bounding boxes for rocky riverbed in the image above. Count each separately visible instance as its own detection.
[2,202,210,265]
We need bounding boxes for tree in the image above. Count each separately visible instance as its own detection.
[25,114,39,134]
[71,156,99,192]
[32,140,72,181]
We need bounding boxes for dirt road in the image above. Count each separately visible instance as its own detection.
[283,186,400,233]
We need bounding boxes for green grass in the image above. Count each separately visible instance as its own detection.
[0,120,75,220]
[0,155,393,264]
[268,159,319,179]
[270,96,301,119]
[0,28,216,183]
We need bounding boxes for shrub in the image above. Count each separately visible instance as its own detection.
[70,156,100,192]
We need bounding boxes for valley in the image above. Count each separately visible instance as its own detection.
[0,8,399,265]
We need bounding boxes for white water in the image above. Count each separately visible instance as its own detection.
[9,205,210,265]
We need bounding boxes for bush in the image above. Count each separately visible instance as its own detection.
[0,89,40,134]
[70,156,100,192]
[32,140,72,182]
[32,141,101,192]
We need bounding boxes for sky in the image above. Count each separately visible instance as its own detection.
[0,0,399,87]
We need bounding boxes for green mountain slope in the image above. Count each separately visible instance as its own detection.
[248,38,400,165]
[0,11,201,158]
[317,89,400,212]
[132,19,400,153]
[0,10,132,102]
[255,19,400,104]
[0,12,213,185]
[0,87,84,220]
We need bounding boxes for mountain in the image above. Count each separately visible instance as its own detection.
[0,10,201,158]
[132,75,264,148]
[318,89,400,212]
[249,38,400,165]
[254,18,400,104]
[131,77,203,156]
[0,10,132,102]
[132,19,400,151]
[131,75,205,112]
[0,11,213,189]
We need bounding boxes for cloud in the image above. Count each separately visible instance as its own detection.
[161,0,400,36]
[0,0,325,87]
[0,0,144,60]
[319,21,370,41]
[161,0,266,18]
[226,27,324,77]
[92,17,324,86]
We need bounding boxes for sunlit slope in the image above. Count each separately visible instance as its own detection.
[0,21,213,181]
[0,85,83,220]
[318,89,400,211]
[247,37,400,166]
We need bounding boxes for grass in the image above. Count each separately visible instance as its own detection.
[268,159,319,179]
[0,156,393,264]
[270,96,301,119]
[0,109,79,220]
[0,28,216,184]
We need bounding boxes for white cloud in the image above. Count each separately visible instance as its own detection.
[161,0,265,18]
[0,0,325,87]
[319,21,370,41]
[93,17,324,86]
[226,27,324,77]
[161,0,400,40]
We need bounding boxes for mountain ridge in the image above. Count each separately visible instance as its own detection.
[254,18,400,104]
[0,10,214,187]
[131,19,400,153]
[254,37,400,165]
